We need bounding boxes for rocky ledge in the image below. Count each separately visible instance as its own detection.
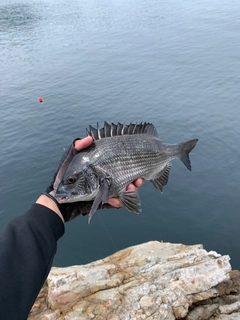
[28,241,240,320]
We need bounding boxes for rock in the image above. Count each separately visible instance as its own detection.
[185,304,219,320]
[28,241,238,320]
[215,316,240,320]
[216,270,240,296]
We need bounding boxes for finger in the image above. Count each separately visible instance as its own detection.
[74,136,93,151]
[126,183,138,192]
[108,197,122,208]
[133,178,144,187]
[107,179,144,208]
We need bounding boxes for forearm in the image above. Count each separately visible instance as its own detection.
[0,203,64,320]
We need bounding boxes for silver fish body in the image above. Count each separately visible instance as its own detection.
[55,122,198,222]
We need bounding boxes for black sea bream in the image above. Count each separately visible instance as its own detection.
[55,122,198,222]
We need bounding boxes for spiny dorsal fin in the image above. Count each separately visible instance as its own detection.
[86,122,158,141]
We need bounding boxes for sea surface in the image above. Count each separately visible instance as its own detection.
[1,0,240,268]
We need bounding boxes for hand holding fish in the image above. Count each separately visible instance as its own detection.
[39,135,144,223]
[54,122,198,223]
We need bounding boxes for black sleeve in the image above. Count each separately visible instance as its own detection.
[0,203,65,320]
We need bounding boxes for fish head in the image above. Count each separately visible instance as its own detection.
[55,169,100,203]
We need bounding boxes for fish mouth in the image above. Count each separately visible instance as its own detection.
[55,196,68,203]
[54,191,69,203]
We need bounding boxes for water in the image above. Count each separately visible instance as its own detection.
[1,0,240,269]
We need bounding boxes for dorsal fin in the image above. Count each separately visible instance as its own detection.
[86,122,158,141]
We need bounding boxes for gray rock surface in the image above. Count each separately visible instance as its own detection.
[28,241,240,320]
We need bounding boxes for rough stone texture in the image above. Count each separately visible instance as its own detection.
[28,241,240,320]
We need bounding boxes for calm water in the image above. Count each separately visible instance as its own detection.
[1,0,240,269]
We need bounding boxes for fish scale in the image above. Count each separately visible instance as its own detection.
[55,122,198,222]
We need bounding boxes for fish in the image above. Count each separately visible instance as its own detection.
[55,122,198,223]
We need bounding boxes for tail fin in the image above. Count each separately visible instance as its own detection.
[179,139,198,171]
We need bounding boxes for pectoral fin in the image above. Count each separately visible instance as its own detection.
[88,178,110,223]
[150,163,172,192]
[119,191,141,213]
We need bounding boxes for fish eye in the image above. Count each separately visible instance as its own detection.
[65,175,77,185]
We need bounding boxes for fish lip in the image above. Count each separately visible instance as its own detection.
[57,197,67,203]
[54,193,69,203]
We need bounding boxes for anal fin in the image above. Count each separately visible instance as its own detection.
[150,163,172,192]
[119,191,141,213]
